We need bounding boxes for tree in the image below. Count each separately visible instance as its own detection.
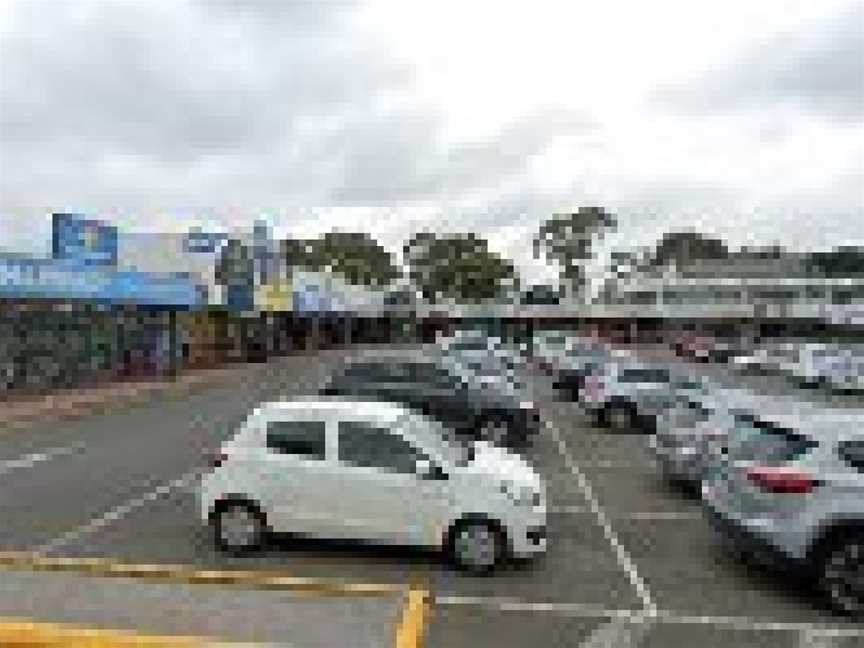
[403,233,520,303]
[215,238,255,290]
[534,207,617,292]
[281,231,399,287]
[807,247,864,278]
[647,230,728,269]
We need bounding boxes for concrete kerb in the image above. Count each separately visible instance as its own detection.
[0,551,406,597]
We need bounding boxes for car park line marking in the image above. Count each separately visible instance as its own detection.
[33,469,203,557]
[0,551,406,597]
[0,616,275,647]
[434,595,640,621]
[548,424,657,616]
[648,610,864,638]
[798,629,843,648]
[578,459,645,470]
[434,596,864,637]
[548,505,701,521]
[618,511,701,521]
[548,504,591,515]
[0,441,86,476]
[578,618,651,648]
[395,586,432,648]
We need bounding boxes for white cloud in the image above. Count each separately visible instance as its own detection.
[0,0,861,285]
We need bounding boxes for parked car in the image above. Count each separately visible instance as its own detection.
[318,353,542,451]
[437,330,529,390]
[199,398,547,573]
[785,343,864,393]
[549,341,617,399]
[730,340,802,375]
[530,331,612,388]
[581,361,715,434]
[703,405,864,617]
[650,389,766,489]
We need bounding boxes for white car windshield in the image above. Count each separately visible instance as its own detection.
[395,413,474,467]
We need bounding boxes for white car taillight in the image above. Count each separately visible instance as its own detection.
[745,466,819,494]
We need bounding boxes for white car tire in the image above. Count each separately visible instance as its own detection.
[212,501,267,555]
[820,535,864,618]
[449,520,505,574]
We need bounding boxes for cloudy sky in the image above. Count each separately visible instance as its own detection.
[1,0,862,285]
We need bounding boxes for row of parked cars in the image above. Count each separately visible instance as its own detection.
[532,330,864,619]
[197,326,864,616]
[731,340,864,393]
[199,329,548,574]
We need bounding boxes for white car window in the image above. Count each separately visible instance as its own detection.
[266,420,327,461]
[337,421,421,475]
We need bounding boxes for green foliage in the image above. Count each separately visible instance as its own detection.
[214,238,255,288]
[403,233,519,303]
[534,206,617,288]
[807,247,864,277]
[648,231,728,268]
[281,231,398,287]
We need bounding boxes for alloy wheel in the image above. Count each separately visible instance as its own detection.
[215,503,264,553]
[453,522,500,572]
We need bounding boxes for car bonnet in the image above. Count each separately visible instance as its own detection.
[464,440,542,490]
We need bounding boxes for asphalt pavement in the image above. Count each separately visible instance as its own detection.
[0,345,862,646]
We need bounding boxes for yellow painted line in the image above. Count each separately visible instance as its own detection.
[394,586,432,648]
[0,551,404,598]
[0,616,265,647]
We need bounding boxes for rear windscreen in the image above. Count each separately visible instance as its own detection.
[728,417,815,465]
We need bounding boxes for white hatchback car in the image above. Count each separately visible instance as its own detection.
[199,398,547,573]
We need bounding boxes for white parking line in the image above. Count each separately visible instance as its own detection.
[621,510,702,521]
[548,505,701,521]
[34,469,201,557]
[435,595,864,638]
[548,423,657,616]
[578,459,646,470]
[0,442,86,476]
[580,618,651,648]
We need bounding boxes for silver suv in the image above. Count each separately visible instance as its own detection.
[703,406,864,617]
[651,389,800,489]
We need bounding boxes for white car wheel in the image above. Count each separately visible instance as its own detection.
[451,522,503,573]
[821,537,864,618]
[213,502,265,554]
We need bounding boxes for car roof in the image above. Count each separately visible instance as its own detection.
[690,389,864,439]
[258,397,411,421]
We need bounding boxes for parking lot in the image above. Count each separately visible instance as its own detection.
[1,342,862,646]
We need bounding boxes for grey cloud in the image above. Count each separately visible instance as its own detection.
[655,2,864,122]
[325,107,595,204]
[0,0,411,166]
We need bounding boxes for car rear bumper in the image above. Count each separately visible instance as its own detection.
[703,499,807,568]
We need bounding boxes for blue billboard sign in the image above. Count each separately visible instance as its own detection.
[0,256,206,307]
[52,213,118,267]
